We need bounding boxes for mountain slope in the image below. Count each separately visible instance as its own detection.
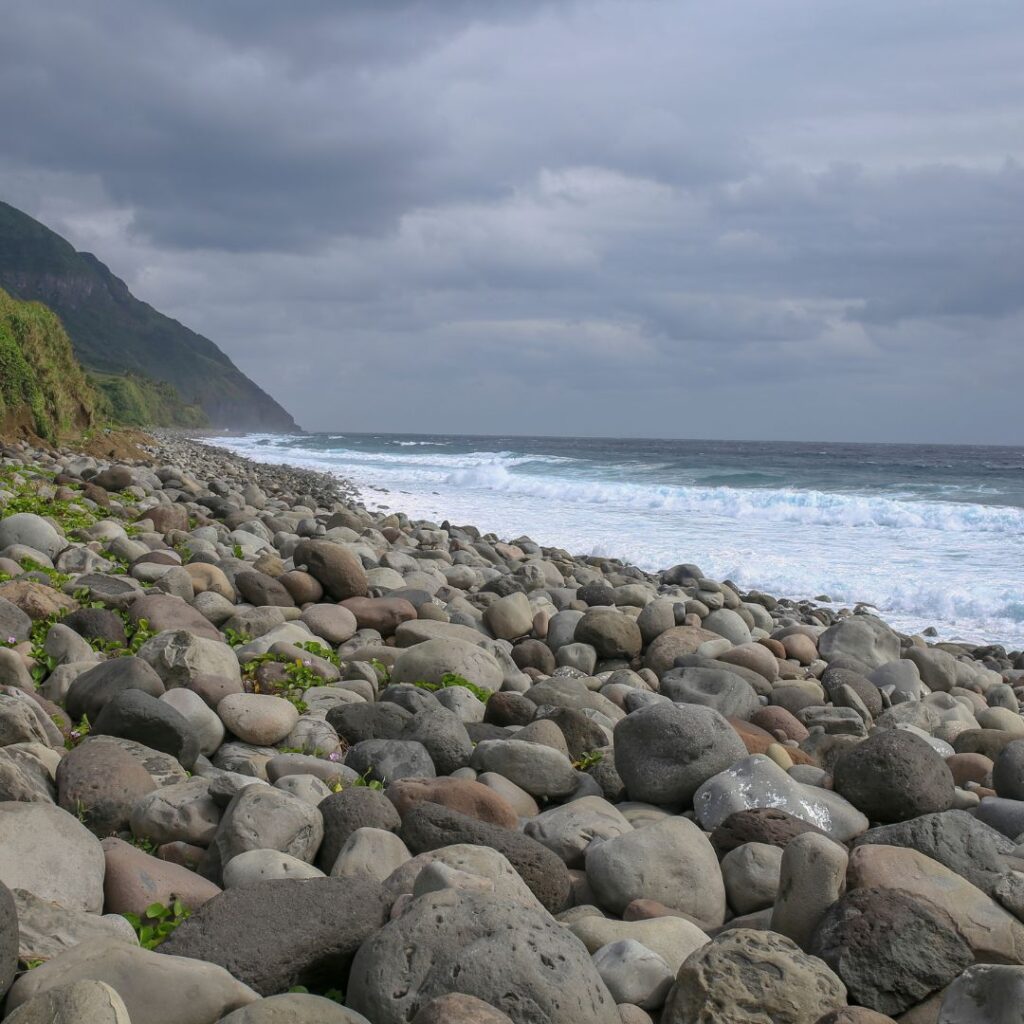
[0,201,299,432]
[0,287,101,440]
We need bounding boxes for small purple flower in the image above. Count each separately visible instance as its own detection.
[303,659,312,667]
[6,636,15,645]
[327,751,342,762]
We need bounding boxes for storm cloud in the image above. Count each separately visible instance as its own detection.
[1,0,1021,441]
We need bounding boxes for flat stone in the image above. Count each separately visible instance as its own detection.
[4,937,259,1024]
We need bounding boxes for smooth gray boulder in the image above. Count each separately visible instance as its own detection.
[614,702,746,806]
[818,615,899,670]
[4,938,259,1024]
[523,796,633,867]
[585,815,726,925]
[0,802,105,912]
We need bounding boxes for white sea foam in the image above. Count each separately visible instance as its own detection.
[210,433,1024,646]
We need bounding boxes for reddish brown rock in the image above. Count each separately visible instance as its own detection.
[56,737,157,837]
[341,596,418,636]
[946,752,993,788]
[140,505,190,534]
[127,594,222,641]
[101,836,221,915]
[751,705,810,743]
[710,808,830,855]
[642,626,719,677]
[387,777,519,829]
[278,570,323,605]
[729,718,815,765]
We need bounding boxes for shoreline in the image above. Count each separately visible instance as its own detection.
[2,427,1024,1021]
[185,431,1022,655]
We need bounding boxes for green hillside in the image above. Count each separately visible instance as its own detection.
[0,200,299,431]
[0,287,101,440]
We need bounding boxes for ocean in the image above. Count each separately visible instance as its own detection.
[207,433,1024,649]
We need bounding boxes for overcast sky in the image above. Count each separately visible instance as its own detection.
[2,0,1022,442]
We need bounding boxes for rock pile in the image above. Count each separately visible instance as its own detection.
[0,433,1023,1023]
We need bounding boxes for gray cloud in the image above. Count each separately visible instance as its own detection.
[0,0,1022,442]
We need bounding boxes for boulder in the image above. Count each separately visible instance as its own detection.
[4,937,259,1024]
[400,801,572,913]
[694,755,869,841]
[2,980,131,1024]
[346,890,620,1024]
[292,540,369,601]
[391,638,502,692]
[574,608,643,660]
[661,928,847,1024]
[936,963,1024,1024]
[818,615,899,670]
[57,736,158,837]
[810,888,973,1015]
[847,844,1024,963]
[160,876,388,997]
[0,801,106,911]
[833,730,955,823]
[523,796,633,867]
[614,702,746,806]
[386,777,518,829]
[585,816,726,925]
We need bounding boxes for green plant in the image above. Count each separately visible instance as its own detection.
[369,657,391,685]
[232,543,244,559]
[572,750,604,771]
[297,640,339,666]
[61,714,91,749]
[127,617,156,653]
[122,899,190,949]
[223,627,252,648]
[412,672,492,703]
[130,835,158,855]
[19,958,45,971]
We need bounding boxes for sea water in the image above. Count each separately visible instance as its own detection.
[207,433,1024,649]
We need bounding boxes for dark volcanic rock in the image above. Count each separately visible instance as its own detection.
[710,808,831,854]
[91,688,200,770]
[65,656,165,723]
[400,801,572,913]
[833,730,955,823]
[315,787,401,873]
[811,888,973,1015]
[159,876,388,996]
[852,810,1015,895]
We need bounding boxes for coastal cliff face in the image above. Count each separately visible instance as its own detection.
[0,201,299,432]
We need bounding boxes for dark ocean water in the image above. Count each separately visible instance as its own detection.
[211,432,1024,647]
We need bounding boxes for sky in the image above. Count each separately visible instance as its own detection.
[1,0,1022,443]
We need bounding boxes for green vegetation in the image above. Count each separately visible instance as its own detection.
[92,371,207,428]
[0,287,100,440]
[572,750,604,770]
[413,671,492,703]
[0,200,298,431]
[122,900,191,949]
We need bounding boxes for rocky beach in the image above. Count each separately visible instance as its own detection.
[1,430,1023,1024]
